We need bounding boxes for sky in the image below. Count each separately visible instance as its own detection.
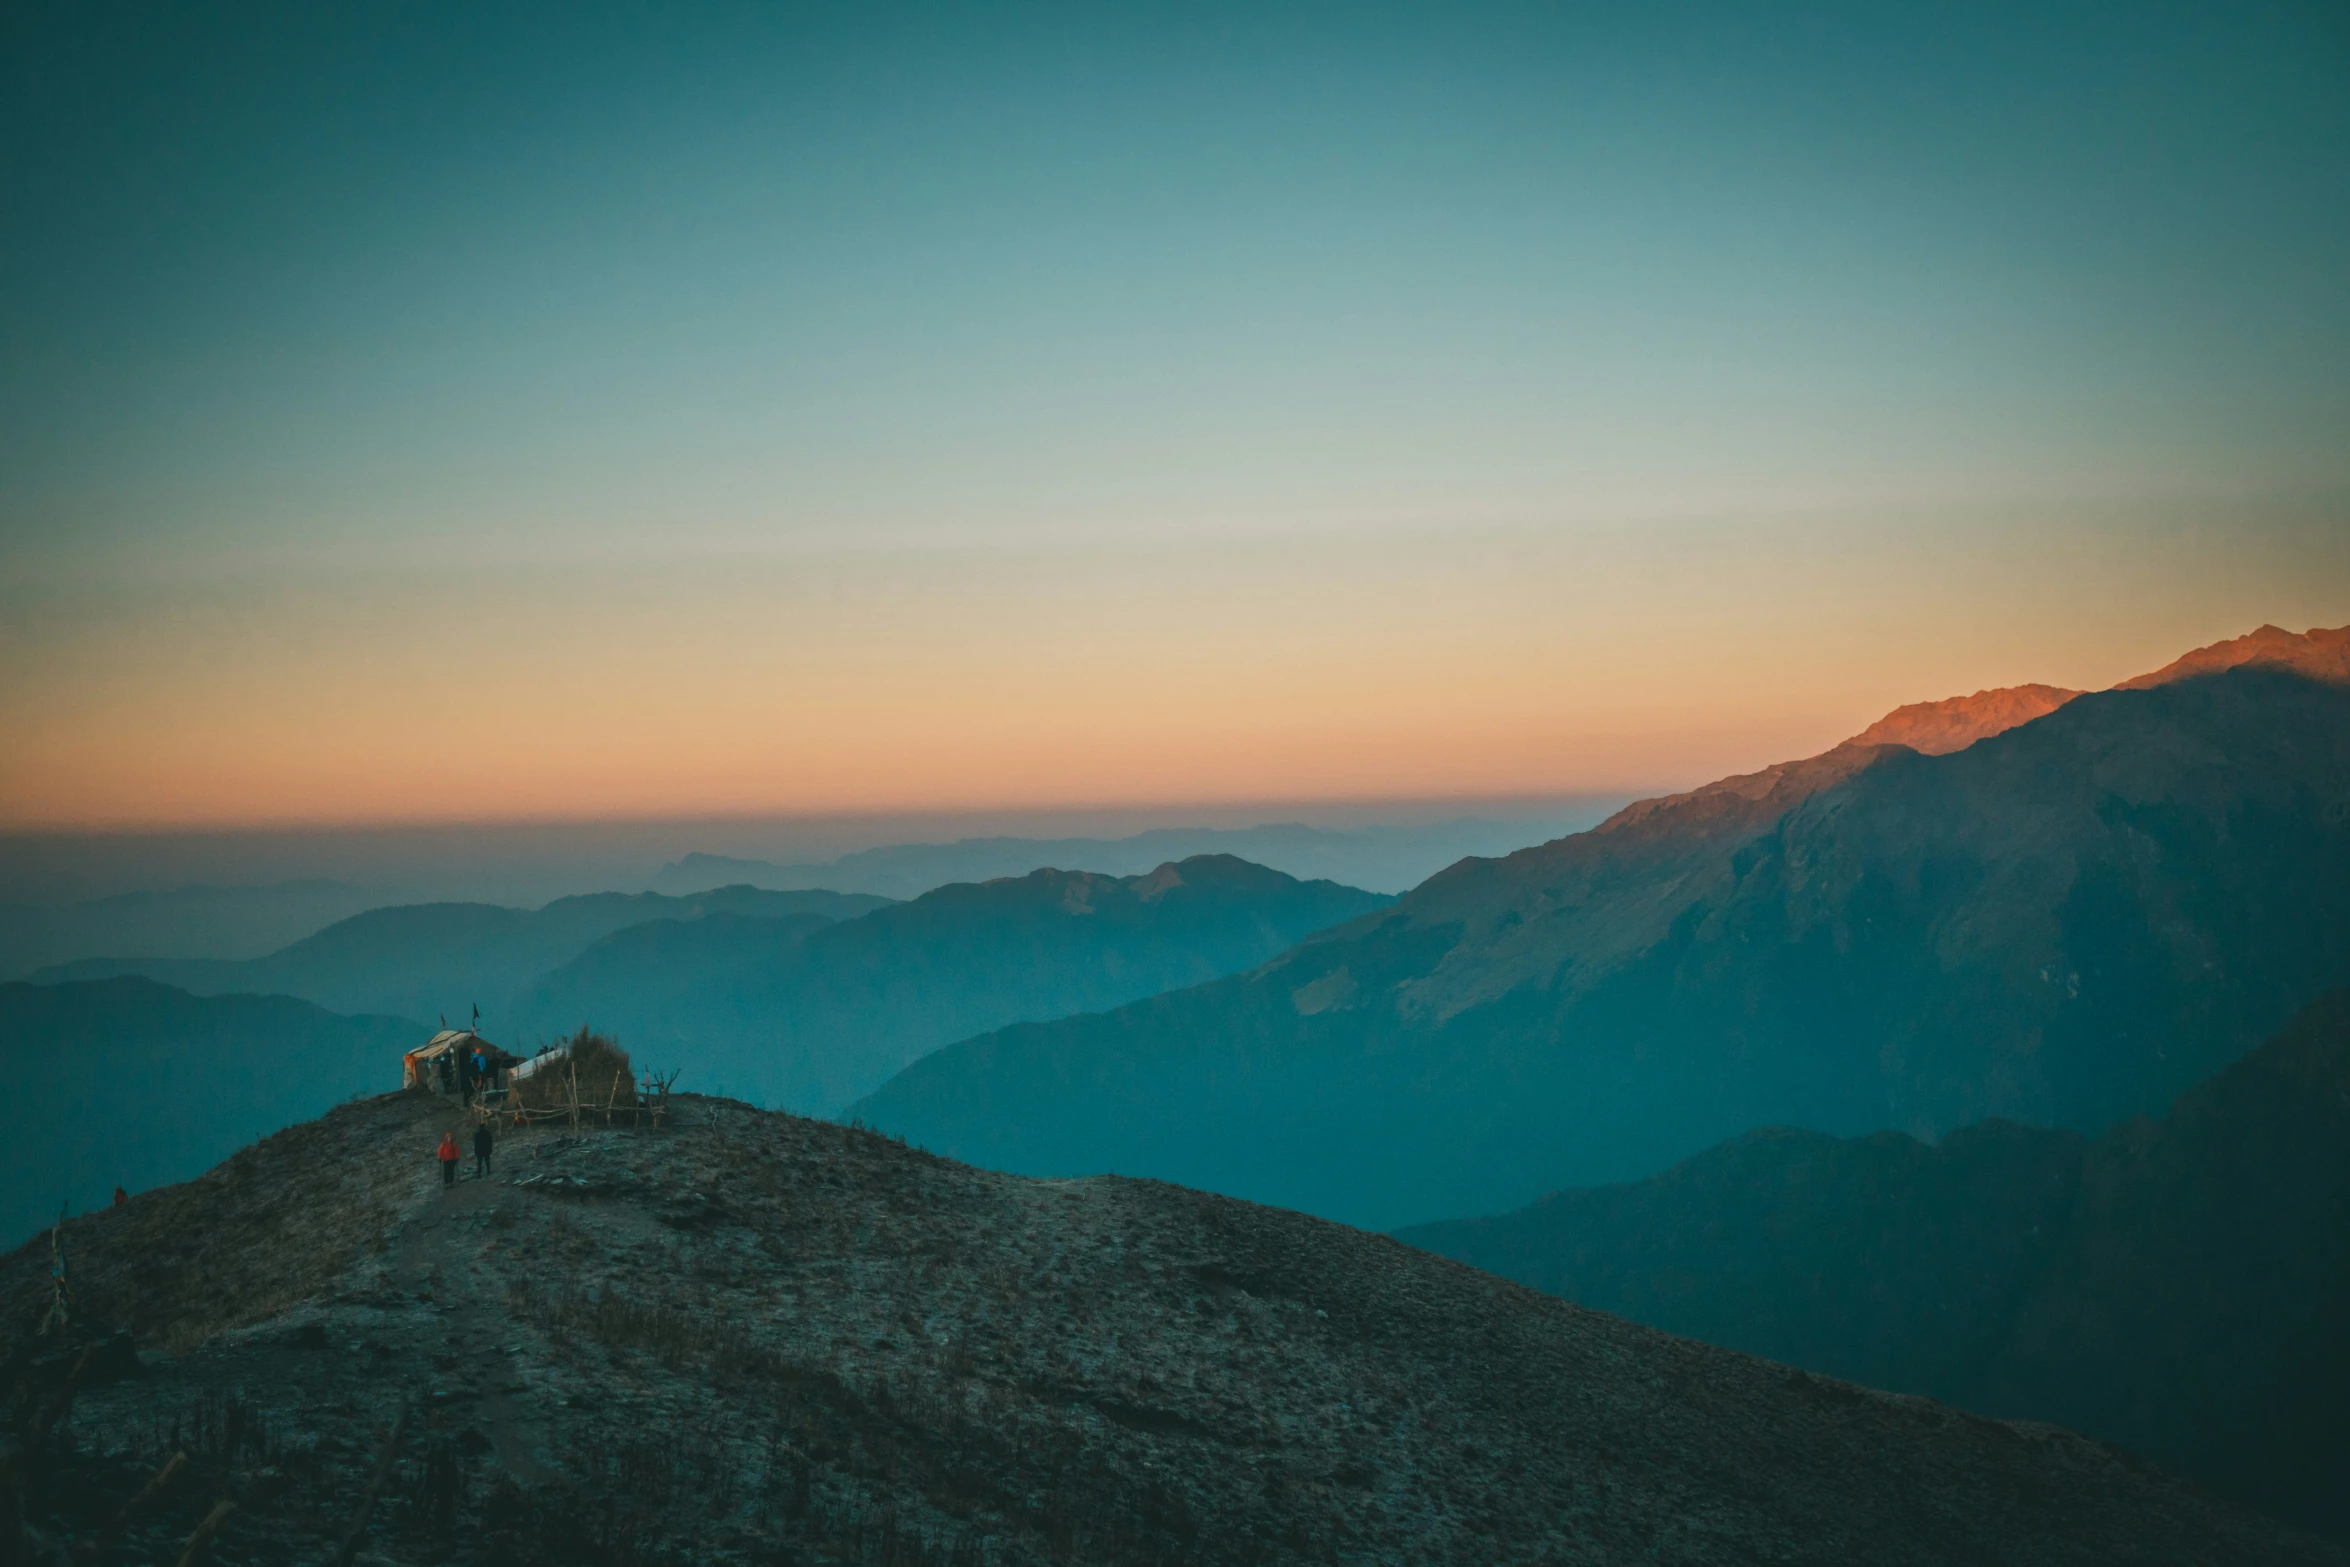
[2,0,2346,830]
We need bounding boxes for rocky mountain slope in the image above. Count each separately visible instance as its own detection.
[1848,683,2079,753]
[1399,989,2350,1539]
[514,855,1390,1114]
[0,978,422,1248]
[856,625,2350,1229]
[2116,620,2350,689]
[2,1094,2334,1566]
[35,886,893,1036]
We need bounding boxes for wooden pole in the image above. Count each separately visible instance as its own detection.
[27,1343,94,1449]
[329,1402,407,1567]
[171,1500,234,1567]
[78,1451,186,1563]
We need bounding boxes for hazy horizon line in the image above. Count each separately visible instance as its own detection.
[0,786,1654,843]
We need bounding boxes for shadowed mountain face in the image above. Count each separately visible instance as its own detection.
[516,855,1391,1114]
[856,626,2350,1230]
[34,886,893,1033]
[1,1095,2333,1565]
[1399,989,2350,1541]
[0,977,423,1247]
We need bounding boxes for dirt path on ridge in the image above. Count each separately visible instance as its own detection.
[390,1145,558,1488]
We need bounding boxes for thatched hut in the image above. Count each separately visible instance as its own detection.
[509,1029,637,1116]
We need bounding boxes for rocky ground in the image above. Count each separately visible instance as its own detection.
[2,1091,2338,1566]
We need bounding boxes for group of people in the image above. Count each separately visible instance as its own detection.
[429,1043,502,1106]
[436,1123,497,1188]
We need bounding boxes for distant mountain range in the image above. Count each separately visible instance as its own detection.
[36,886,892,1032]
[0,977,424,1247]
[516,854,1390,1113]
[648,814,1620,900]
[22,855,1387,1126]
[1399,988,2350,1541]
[855,623,2350,1229]
[0,879,381,980]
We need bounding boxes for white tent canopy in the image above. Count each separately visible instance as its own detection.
[402,1029,520,1092]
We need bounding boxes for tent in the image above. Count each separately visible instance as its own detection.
[402,1029,522,1096]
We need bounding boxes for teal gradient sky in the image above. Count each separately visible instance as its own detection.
[3,2,2346,826]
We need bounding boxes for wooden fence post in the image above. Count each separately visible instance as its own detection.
[171,1500,234,1567]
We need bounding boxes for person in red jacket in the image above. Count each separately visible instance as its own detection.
[437,1131,461,1189]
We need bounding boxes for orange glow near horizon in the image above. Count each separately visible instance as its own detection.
[8,2,2350,836]
[5,511,2345,832]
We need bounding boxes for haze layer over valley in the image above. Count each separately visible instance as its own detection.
[0,810,1607,980]
[3,857,1385,1239]
[512,856,1386,1113]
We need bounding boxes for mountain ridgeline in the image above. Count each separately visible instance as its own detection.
[35,885,895,1029]
[1398,988,2350,1540]
[856,624,2350,1229]
[511,855,1390,1113]
[647,815,1620,900]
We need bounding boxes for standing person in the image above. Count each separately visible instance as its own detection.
[437,1131,460,1189]
[472,1122,494,1179]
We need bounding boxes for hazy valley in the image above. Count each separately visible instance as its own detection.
[4,857,1385,1235]
[513,855,1387,1113]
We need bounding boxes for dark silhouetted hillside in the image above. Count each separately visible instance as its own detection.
[1,1092,2331,1564]
[855,625,2350,1229]
[0,977,422,1247]
[519,855,1390,1112]
[1400,989,2350,1539]
[35,885,892,1033]
[1404,1119,2088,1400]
